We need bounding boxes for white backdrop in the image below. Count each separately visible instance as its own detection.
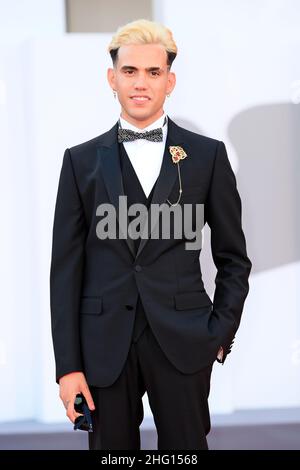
[1,0,300,423]
[0,0,67,421]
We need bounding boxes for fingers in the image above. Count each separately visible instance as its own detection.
[65,397,83,423]
[81,385,96,411]
[59,376,96,425]
[62,394,75,423]
[62,399,71,409]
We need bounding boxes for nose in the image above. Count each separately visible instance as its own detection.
[133,72,148,89]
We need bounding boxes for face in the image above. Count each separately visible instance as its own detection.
[107,43,176,128]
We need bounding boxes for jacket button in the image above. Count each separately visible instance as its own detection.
[134,265,142,272]
[126,305,134,310]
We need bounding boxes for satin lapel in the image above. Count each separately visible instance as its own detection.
[96,122,136,258]
[135,116,185,260]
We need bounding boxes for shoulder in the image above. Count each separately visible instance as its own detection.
[169,118,221,154]
[65,123,116,166]
[168,119,222,172]
[68,130,109,156]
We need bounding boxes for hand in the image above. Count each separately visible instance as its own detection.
[217,346,224,361]
[59,371,95,424]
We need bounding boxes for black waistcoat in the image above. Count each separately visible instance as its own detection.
[118,142,158,342]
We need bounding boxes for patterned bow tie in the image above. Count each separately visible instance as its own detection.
[118,127,163,143]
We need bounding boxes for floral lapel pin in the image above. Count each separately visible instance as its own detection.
[166,145,188,206]
[169,145,188,164]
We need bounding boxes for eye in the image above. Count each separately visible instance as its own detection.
[151,71,160,76]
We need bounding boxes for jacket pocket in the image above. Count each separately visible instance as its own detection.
[80,297,102,315]
[174,289,212,310]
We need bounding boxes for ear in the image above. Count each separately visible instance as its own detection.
[167,71,176,95]
[107,67,116,90]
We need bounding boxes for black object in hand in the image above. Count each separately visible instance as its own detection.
[73,393,93,432]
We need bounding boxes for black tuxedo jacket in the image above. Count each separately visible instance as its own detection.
[50,116,252,386]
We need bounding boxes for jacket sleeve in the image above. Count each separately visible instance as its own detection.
[205,141,252,364]
[50,148,87,383]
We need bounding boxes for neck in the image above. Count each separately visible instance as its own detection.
[120,109,164,129]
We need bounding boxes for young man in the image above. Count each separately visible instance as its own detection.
[50,19,252,450]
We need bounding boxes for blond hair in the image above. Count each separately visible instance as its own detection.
[107,18,177,68]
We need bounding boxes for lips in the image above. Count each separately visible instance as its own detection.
[130,96,151,101]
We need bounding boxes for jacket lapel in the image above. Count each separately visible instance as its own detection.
[97,123,136,258]
[96,116,185,261]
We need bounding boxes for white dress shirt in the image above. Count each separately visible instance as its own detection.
[119,112,168,198]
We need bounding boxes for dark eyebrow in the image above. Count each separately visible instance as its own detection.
[120,65,163,72]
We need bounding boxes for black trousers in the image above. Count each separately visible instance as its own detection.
[88,320,213,450]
